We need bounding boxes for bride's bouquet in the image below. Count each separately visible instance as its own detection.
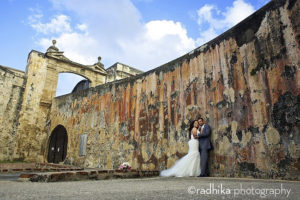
[119,162,131,171]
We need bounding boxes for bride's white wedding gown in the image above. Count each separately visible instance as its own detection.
[160,133,201,177]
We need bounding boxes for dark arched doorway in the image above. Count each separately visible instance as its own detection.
[47,125,68,163]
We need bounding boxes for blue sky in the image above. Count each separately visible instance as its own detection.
[0,0,270,96]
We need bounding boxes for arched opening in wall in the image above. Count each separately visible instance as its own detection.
[47,125,68,163]
[56,73,91,97]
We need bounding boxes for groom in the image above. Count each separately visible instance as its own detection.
[197,117,212,177]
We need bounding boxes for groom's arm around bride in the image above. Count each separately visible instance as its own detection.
[198,124,212,149]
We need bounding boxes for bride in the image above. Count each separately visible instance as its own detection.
[160,120,201,177]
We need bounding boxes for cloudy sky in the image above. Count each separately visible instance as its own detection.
[0,0,270,96]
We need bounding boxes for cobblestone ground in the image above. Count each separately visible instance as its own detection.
[0,176,299,200]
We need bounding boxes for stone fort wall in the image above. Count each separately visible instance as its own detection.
[48,0,300,179]
[0,66,25,161]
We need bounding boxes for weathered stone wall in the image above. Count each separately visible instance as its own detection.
[0,47,141,163]
[0,66,25,161]
[48,0,300,179]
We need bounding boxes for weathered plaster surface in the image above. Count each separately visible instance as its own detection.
[0,66,25,160]
[48,0,300,179]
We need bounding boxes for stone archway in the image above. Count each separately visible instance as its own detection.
[15,40,107,162]
[40,42,107,106]
[47,125,68,163]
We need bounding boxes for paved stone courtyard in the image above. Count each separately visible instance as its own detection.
[0,176,299,200]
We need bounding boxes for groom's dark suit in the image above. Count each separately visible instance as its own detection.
[198,124,212,176]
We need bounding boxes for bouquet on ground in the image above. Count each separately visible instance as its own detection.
[119,162,131,171]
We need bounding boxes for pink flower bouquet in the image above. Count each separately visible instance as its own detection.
[119,162,131,171]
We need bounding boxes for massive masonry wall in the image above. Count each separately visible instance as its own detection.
[49,0,299,179]
[0,66,25,161]
[13,51,106,162]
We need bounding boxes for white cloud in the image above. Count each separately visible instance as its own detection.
[30,0,195,70]
[76,24,87,32]
[197,5,216,25]
[29,14,72,34]
[196,0,255,45]
[196,27,218,46]
[118,20,195,68]
[224,0,256,26]
[28,0,196,95]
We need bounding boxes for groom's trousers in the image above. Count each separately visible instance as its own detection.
[199,148,209,176]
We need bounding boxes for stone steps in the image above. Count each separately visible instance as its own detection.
[0,163,83,173]
[18,169,160,182]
